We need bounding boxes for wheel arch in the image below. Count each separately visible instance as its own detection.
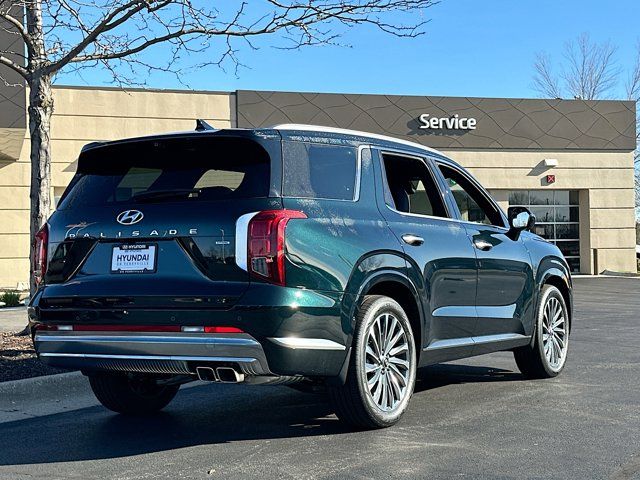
[355,271,424,359]
[537,260,573,329]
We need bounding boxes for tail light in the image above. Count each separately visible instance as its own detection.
[33,223,49,286]
[248,209,306,286]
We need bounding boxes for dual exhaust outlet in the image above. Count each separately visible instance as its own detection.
[196,366,245,383]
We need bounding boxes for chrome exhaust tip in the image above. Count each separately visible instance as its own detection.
[196,366,218,382]
[216,366,245,383]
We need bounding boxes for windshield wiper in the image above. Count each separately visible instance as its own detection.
[131,188,201,202]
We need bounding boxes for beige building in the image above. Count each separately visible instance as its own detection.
[0,86,636,288]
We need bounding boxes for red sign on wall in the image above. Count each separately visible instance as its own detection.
[546,175,556,184]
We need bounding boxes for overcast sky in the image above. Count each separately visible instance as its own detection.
[55,0,640,100]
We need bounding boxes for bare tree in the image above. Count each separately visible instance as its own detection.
[626,42,640,224]
[533,33,619,100]
[0,0,438,294]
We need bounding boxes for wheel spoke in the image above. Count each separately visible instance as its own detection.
[388,371,402,404]
[388,364,407,387]
[388,356,409,369]
[366,362,380,374]
[366,345,379,362]
[384,317,399,355]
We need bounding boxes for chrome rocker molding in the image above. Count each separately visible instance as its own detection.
[426,333,529,351]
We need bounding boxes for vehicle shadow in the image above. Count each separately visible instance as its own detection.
[415,363,522,393]
[0,363,523,466]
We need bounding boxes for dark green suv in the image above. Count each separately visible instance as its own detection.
[29,124,572,428]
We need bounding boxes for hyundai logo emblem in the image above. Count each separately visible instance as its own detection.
[116,210,144,225]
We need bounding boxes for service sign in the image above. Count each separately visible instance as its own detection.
[419,114,477,130]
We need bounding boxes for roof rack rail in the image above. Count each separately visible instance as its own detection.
[195,119,215,131]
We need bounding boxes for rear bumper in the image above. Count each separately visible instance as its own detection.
[33,330,349,378]
[34,332,273,376]
[29,283,352,378]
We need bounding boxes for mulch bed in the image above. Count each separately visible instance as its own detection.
[0,331,67,382]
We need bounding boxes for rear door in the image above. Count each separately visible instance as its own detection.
[375,150,479,363]
[436,162,535,351]
[44,133,282,307]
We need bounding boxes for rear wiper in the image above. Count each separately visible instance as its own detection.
[131,189,201,202]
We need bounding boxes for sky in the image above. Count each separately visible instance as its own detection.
[55,0,640,100]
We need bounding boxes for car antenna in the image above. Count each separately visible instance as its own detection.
[195,119,215,131]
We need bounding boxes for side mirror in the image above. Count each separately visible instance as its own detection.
[507,207,535,240]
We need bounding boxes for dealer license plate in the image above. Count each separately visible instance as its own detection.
[111,244,157,273]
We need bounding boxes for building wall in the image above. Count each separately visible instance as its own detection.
[0,86,635,287]
[0,86,235,289]
[449,150,636,274]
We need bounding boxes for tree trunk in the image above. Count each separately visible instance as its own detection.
[27,73,53,296]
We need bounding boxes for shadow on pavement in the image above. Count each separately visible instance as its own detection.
[0,363,522,466]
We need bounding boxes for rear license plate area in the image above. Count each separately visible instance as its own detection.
[111,244,157,274]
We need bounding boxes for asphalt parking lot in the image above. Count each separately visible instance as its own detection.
[0,277,638,480]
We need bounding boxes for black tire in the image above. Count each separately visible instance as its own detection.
[88,373,179,415]
[514,284,570,379]
[329,295,417,429]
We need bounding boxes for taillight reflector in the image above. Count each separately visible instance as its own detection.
[247,209,306,286]
[204,326,244,334]
[33,224,49,286]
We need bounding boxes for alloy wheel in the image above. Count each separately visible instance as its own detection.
[364,312,412,412]
[541,295,568,371]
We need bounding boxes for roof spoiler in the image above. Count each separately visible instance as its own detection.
[195,119,216,132]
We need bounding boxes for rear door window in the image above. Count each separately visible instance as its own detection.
[58,137,271,209]
[282,142,358,201]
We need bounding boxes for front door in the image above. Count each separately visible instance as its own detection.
[437,163,535,353]
[374,150,479,364]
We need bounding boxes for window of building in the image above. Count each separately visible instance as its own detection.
[380,153,448,218]
[508,190,580,272]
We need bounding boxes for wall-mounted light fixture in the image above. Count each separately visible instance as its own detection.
[543,158,558,167]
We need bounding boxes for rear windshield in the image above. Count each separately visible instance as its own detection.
[58,136,270,209]
[283,141,358,201]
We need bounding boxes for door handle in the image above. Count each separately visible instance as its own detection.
[473,239,493,251]
[402,234,424,246]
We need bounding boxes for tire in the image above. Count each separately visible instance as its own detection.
[514,285,570,379]
[88,373,180,415]
[329,295,417,429]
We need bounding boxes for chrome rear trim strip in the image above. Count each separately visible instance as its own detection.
[40,352,257,363]
[268,337,346,351]
[35,334,259,346]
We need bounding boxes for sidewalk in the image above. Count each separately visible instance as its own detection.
[0,306,28,333]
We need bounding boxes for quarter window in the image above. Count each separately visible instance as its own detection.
[282,142,358,200]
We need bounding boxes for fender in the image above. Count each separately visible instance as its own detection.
[342,252,425,343]
[333,263,425,385]
[529,256,573,347]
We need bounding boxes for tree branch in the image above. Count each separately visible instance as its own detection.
[0,52,27,77]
